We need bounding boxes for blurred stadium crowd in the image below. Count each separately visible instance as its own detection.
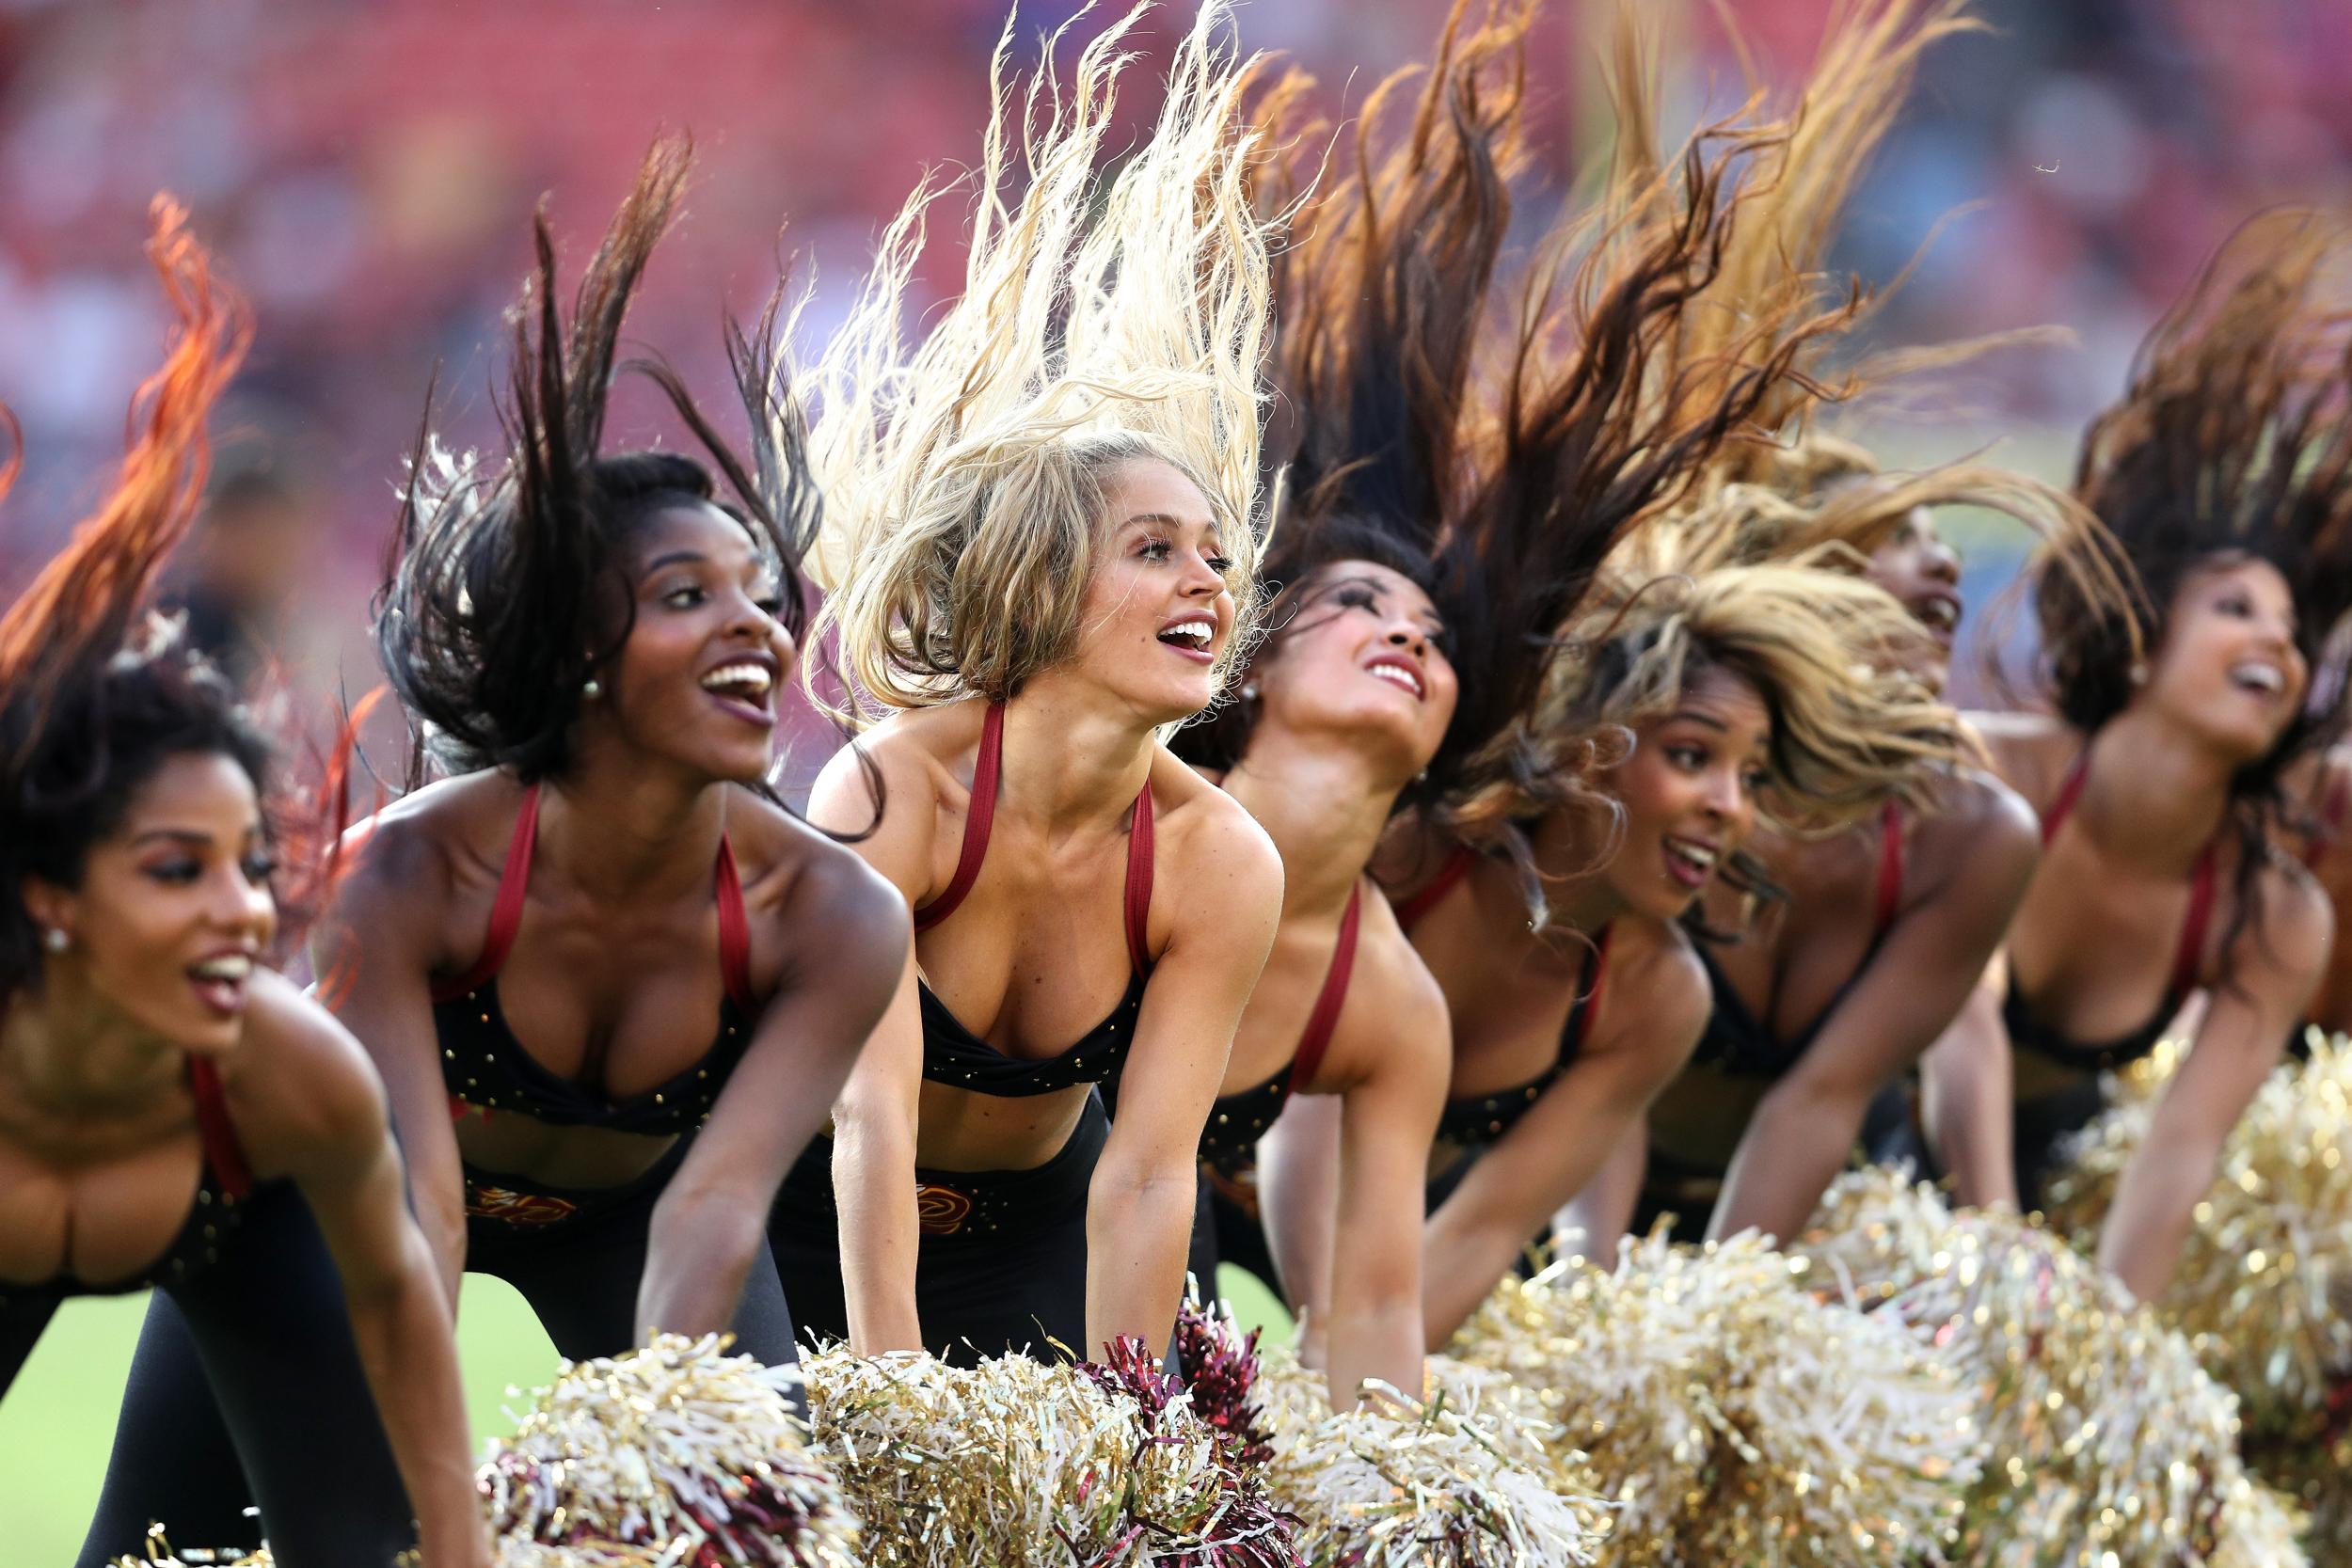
[0,0,2347,736]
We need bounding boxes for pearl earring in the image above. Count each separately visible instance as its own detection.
[582,677,603,700]
[2128,662,2149,688]
[43,927,69,954]
[1241,683,1258,702]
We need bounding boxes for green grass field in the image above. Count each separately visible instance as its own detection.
[2,1267,1293,1567]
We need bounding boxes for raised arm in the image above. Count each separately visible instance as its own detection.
[1711,786,2038,1243]
[2098,864,2329,1299]
[307,816,469,1305]
[639,841,906,1340]
[803,736,932,1353]
[1088,799,1282,1358]
[1313,955,1448,1404]
[246,985,488,1568]
[1422,925,1709,1348]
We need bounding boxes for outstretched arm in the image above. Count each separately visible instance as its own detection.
[1918,960,2020,1210]
[254,991,488,1568]
[805,739,932,1354]
[1422,927,1708,1348]
[639,847,906,1340]
[1711,794,2038,1243]
[1089,807,1282,1358]
[2099,868,2329,1299]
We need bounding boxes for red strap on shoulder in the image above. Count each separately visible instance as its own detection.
[1124,782,1156,974]
[1873,800,1906,936]
[186,1055,253,1201]
[1392,847,1476,935]
[1288,883,1363,1092]
[2170,844,2217,1000]
[432,784,541,1004]
[715,835,755,1013]
[2041,752,2090,847]
[914,703,1003,934]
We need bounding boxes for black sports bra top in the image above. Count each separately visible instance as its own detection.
[1432,925,1612,1149]
[1,1056,254,1310]
[914,702,1155,1098]
[1194,884,1363,1175]
[2005,752,2216,1074]
[1692,802,1906,1081]
[432,784,758,1136]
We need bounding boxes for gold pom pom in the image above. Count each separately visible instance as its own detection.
[1449,1230,1975,1566]
[479,1332,860,1567]
[1249,1344,1613,1567]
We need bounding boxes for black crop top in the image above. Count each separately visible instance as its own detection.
[432,784,758,1136]
[1432,925,1612,1149]
[1192,884,1362,1175]
[914,702,1155,1098]
[0,1056,254,1311]
[2005,752,2216,1074]
[1692,802,1906,1081]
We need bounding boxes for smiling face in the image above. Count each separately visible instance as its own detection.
[1864,506,1963,688]
[2140,555,2308,763]
[1599,665,1771,920]
[1249,560,1458,782]
[22,752,278,1054]
[592,499,796,784]
[1066,456,1240,722]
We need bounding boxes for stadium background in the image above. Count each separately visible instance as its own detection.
[1,0,2348,1555]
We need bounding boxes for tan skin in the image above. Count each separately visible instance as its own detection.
[318,500,905,1339]
[1383,666,1769,1347]
[1925,558,2332,1300]
[1198,562,1454,1404]
[814,456,1284,1360]
[3,754,486,1568]
[1632,512,2041,1246]
[2279,743,2352,1033]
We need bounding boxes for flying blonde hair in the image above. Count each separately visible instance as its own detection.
[803,2,1279,718]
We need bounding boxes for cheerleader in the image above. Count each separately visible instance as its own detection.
[87,140,909,1548]
[1915,213,2352,1299]
[5,209,485,1568]
[1152,0,1673,1403]
[766,4,1285,1366]
[1587,0,2128,1247]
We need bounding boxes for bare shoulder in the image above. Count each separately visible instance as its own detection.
[2242,853,2335,980]
[1150,747,1281,890]
[219,972,391,1176]
[335,769,523,911]
[1603,916,1709,1050]
[1342,892,1450,1064]
[1960,711,2079,811]
[1914,768,2040,876]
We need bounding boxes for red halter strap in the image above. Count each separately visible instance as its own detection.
[2040,752,2090,847]
[1287,883,1363,1092]
[431,784,752,1010]
[914,703,1006,934]
[186,1055,253,1201]
[2043,750,2216,1000]
[1872,800,1906,937]
[1393,847,1476,935]
[913,702,1156,973]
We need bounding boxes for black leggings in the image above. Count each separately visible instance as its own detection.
[77,1136,797,1565]
[771,1094,1106,1367]
[0,1182,422,1568]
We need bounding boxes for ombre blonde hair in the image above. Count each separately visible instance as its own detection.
[802,2,1279,718]
[1551,563,1964,836]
